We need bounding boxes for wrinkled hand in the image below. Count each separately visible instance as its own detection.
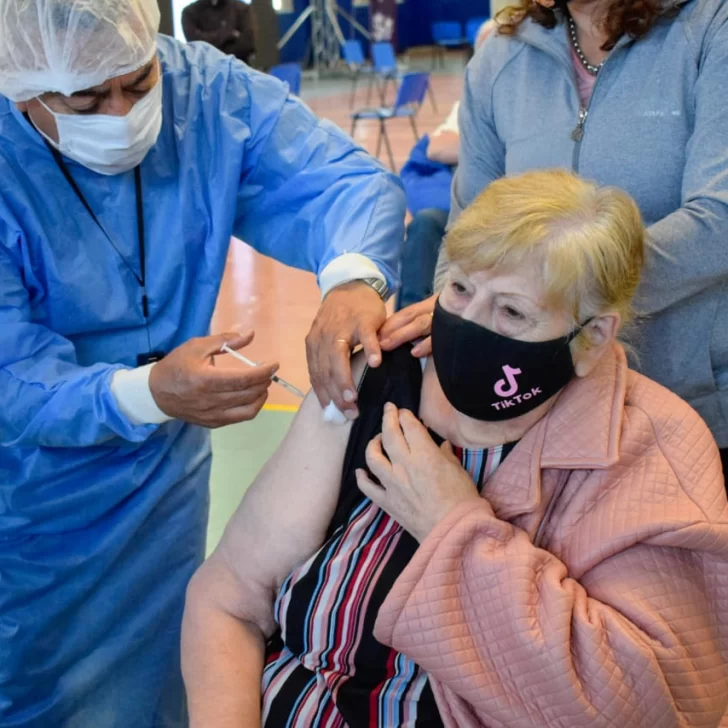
[307,281,386,417]
[149,332,278,428]
[379,295,436,358]
[356,403,482,542]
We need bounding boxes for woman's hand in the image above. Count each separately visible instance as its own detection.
[379,295,436,358]
[356,403,482,542]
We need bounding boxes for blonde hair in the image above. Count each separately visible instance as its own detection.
[445,170,645,338]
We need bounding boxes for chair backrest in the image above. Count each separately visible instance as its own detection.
[466,17,489,46]
[432,21,463,43]
[269,63,302,96]
[394,72,430,112]
[371,42,397,72]
[342,39,365,67]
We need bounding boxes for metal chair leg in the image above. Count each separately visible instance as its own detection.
[427,82,438,113]
[379,77,388,105]
[409,116,420,141]
[381,122,396,172]
[349,72,359,109]
[375,121,384,159]
[351,117,358,138]
[366,75,375,106]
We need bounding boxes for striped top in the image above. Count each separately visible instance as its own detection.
[262,439,516,728]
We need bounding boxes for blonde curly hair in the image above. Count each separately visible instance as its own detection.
[445,170,646,334]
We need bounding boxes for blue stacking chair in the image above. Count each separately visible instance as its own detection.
[342,40,374,108]
[369,41,437,112]
[269,63,302,96]
[431,21,465,68]
[351,72,430,172]
[369,41,399,106]
[466,17,490,46]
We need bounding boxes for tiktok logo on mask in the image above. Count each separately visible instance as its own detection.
[494,365,522,397]
[492,365,542,412]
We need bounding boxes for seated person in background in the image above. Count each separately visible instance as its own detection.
[426,101,461,166]
[397,19,495,311]
[181,170,728,728]
[182,0,256,66]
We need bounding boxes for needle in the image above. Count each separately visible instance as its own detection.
[220,344,305,399]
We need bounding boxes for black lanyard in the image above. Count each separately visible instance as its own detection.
[43,141,165,365]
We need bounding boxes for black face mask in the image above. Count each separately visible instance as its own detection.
[431,299,586,422]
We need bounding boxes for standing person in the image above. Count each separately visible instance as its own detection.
[0,0,405,725]
[251,0,281,69]
[381,0,728,476]
[183,0,257,65]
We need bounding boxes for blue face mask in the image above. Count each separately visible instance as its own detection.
[431,298,589,421]
[35,78,163,175]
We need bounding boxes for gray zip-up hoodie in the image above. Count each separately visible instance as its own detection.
[440,0,728,446]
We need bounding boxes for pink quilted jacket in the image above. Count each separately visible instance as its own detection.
[375,345,728,727]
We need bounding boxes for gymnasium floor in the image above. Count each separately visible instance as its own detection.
[207,54,465,552]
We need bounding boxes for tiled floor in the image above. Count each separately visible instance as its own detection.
[207,57,466,551]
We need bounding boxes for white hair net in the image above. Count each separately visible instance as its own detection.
[0,0,160,102]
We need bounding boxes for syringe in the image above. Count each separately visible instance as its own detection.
[220,344,305,399]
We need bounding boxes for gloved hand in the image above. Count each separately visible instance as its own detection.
[149,332,278,428]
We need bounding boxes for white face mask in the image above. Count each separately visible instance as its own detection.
[35,78,163,176]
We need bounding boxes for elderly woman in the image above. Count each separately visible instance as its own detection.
[182,171,728,727]
[385,0,728,479]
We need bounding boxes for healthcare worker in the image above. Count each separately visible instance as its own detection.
[0,1,405,726]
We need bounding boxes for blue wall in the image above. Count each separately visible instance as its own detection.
[277,0,310,64]
[278,0,490,64]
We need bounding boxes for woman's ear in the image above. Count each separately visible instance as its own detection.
[573,313,621,378]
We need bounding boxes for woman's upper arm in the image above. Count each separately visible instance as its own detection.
[437,57,505,289]
[201,355,368,633]
[450,54,505,222]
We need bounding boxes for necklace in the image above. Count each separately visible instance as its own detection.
[567,15,604,76]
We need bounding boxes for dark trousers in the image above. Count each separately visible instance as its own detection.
[721,449,728,491]
[396,209,449,312]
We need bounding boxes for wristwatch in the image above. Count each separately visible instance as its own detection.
[360,277,390,301]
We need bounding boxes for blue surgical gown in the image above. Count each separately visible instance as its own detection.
[0,36,404,727]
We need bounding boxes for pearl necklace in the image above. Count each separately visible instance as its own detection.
[567,15,604,76]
